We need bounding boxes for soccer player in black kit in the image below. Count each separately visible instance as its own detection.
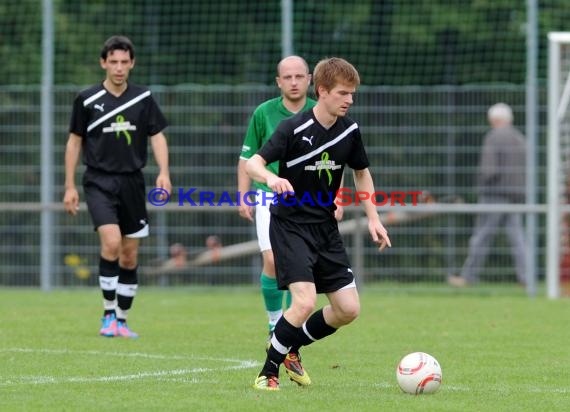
[63,35,171,338]
[247,57,391,390]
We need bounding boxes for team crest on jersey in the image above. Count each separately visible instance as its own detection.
[102,114,137,145]
[303,151,341,186]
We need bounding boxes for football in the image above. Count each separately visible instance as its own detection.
[396,352,442,395]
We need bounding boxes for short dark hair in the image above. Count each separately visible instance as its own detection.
[313,57,360,98]
[100,35,135,60]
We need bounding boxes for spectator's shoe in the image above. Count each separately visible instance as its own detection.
[116,320,139,338]
[447,275,468,288]
[253,375,279,391]
[99,313,118,337]
[284,352,311,386]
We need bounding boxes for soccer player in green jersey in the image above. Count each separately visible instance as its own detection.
[237,56,316,384]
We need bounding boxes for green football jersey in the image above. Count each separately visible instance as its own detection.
[240,96,317,192]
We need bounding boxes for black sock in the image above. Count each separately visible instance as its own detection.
[261,347,285,377]
[296,309,337,347]
[261,316,299,377]
[117,266,138,322]
[99,257,119,315]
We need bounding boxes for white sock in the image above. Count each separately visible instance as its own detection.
[268,310,283,331]
[116,307,129,321]
[103,299,117,311]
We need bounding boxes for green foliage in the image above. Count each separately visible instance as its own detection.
[0,0,42,84]
[2,1,570,86]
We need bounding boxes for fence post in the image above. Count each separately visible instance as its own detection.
[40,0,54,291]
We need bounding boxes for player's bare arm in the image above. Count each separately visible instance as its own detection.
[353,168,391,251]
[246,154,294,195]
[150,132,172,196]
[237,158,254,222]
[63,133,82,216]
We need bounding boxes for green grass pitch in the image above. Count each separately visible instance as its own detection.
[1,285,569,411]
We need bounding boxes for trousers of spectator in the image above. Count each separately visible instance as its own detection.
[460,195,527,284]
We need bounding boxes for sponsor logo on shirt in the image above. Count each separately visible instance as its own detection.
[102,114,137,145]
[303,151,340,185]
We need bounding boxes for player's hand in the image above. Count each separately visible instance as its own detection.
[238,204,254,222]
[334,204,344,221]
[63,188,80,216]
[266,176,294,196]
[368,219,391,252]
[156,174,172,199]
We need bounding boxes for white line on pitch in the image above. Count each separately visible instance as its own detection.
[1,363,259,386]
[0,347,260,387]
[0,347,249,363]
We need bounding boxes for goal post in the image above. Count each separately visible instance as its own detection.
[546,32,570,299]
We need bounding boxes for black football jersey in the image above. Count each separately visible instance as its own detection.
[69,83,167,173]
[258,109,369,223]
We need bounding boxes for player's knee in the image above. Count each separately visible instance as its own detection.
[120,252,138,268]
[263,252,275,269]
[101,239,121,258]
[119,246,139,268]
[337,301,360,325]
[262,255,275,276]
[291,298,317,319]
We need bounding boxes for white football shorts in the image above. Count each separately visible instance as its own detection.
[255,189,274,252]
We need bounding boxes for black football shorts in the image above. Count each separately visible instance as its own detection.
[269,215,354,293]
[83,167,148,237]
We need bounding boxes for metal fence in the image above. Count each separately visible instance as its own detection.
[0,85,547,289]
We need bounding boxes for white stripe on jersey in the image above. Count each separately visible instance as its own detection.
[293,118,315,135]
[286,122,358,168]
[87,90,152,132]
[83,89,107,107]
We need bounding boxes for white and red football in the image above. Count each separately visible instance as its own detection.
[396,352,442,394]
